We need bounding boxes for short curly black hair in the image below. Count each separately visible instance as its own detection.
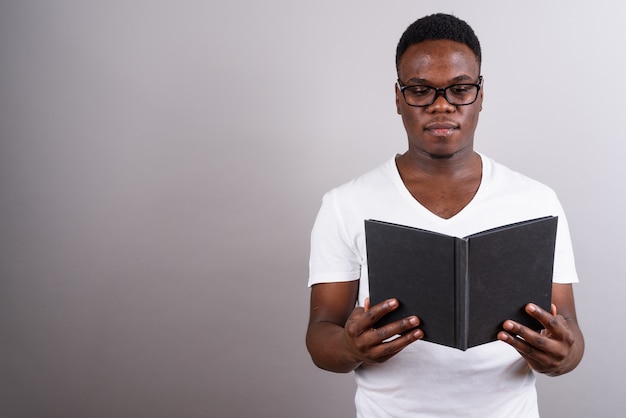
[396,13,481,73]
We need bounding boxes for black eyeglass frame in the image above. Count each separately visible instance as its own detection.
[397,76,483,107]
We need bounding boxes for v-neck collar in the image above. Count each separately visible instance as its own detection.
[389,153,489,223]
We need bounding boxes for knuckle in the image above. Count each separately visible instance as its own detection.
[364,310,377,322]
[546,358,560,370]
[354,340,367,352]
[345,322,359,337]
[380,344,397,359]
[533,335,547,349]
[553,351,567,362]
[376,327,389,340]
[549,316,560,328]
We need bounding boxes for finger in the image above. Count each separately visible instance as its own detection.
[364,297,371,312]
[525,303,559,330]
[370,327,424,363]
[500,319,556,356]
[360,298,400,327]
[498,328,563,375]
[497,330,541,358]
[372,315,420,342]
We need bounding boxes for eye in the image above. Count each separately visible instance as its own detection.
[448,85,474,96]
[405,86,433,97]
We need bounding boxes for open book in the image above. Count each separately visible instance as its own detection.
[365,216,557,350]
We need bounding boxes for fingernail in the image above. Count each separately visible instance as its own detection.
[409,316,418,326]
[527,304,537,313]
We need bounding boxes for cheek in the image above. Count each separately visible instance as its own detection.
[400,112,424,140]
[467,108,481,127]
[399,107,418,128]
[459,104,481,129]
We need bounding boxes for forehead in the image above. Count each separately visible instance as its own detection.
[398,39,480,84]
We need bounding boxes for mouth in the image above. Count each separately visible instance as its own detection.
[424,122,459,137]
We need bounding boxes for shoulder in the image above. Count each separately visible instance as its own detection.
[322,157,398,204]
[481,153,558,199]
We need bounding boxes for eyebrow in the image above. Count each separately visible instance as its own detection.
[405,74,477,85]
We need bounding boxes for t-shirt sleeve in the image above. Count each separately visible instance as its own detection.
[552,199,579,284]
[308,189,362,287]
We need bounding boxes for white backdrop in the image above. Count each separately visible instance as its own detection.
[1,1,624,417]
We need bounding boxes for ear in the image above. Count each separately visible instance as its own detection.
[395,83,402,115]
[478,79,484,111]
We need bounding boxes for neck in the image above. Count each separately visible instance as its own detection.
[396,147,481,180]
[395,148,483,219]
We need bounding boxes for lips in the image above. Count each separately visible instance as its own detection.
[424,121,459,136]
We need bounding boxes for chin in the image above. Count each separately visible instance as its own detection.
[425,142,472,160]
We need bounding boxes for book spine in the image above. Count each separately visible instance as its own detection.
[455,238,470,351]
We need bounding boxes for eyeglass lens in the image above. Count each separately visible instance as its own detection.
[402,84,479,107]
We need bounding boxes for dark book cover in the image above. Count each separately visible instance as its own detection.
[365,216,557,350]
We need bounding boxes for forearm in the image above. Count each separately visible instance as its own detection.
[306,321,363,373]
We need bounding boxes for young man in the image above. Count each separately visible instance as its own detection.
[306,13,584,417]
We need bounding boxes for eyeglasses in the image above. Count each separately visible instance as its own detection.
[397,77,483,107]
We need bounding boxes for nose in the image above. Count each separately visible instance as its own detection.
[427,91,455,112]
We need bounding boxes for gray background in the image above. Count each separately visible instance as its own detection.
[0,1,623,417]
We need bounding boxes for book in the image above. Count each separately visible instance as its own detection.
[365,216,557,351]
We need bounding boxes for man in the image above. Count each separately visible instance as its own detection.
[306,13,584,417]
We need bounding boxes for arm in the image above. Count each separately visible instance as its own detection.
[305,280,423,373]
[497,283,584,376]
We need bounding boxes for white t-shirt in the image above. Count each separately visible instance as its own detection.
[308,154,578,418]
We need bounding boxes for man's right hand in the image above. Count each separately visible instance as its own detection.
[306,281,422,373]
[342,297,423,365]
